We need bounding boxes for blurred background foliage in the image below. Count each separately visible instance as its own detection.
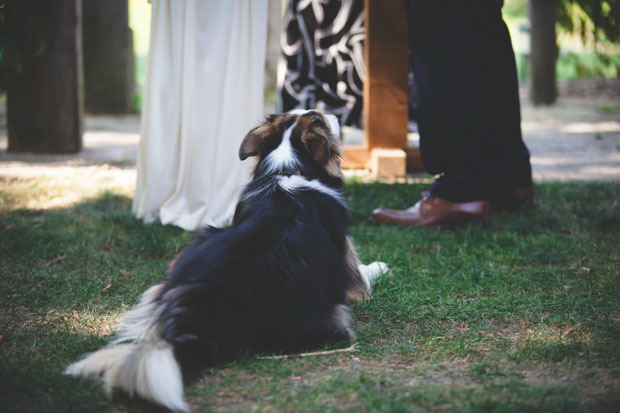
[127,0,620,89]
[1,1,618,101]
[557,0,619,44]
[503,0,619,80]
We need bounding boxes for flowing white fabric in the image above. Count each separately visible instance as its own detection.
[133,0,268,230]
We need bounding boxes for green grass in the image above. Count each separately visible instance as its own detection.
[1,179,620,412]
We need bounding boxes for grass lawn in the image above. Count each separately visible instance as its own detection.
[1,176,619,412]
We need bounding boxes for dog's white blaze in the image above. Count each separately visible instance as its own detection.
[263,122,301,173]
[290,108,339,137]
[324,113,340,137]
[278,175,346,207]
[288,108,310,116]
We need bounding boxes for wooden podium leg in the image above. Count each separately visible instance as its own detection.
[363,0,409,177]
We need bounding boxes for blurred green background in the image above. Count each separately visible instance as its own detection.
[503,0,620,80]
[128,0,620,96]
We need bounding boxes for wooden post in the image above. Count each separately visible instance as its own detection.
[264,0,282,95]
[82,0,134,113]
[529,0,558,105]
[7,0,83,153]
[342,0,409,177]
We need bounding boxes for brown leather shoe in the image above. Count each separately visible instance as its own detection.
[489,185,534,209]
[372,194,490,228]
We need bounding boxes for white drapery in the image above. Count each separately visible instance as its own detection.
[133,0,268,230]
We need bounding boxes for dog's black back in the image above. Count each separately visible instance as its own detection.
[158,111,354,380]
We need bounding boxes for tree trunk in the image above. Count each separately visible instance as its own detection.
[7,0,83,153]
[529,0,558,105]
[82,0,134,113]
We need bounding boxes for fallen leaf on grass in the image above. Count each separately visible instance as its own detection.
[120,269,131,278]
[578,267,591,275]
[101,284,112,293]
[562,322,587,338]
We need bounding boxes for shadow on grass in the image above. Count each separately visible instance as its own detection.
[0,192,191,411]
[0,191,191,313]
[1,182,619,411]
[1,333,168,412]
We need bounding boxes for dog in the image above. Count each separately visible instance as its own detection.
[65,109,388,411]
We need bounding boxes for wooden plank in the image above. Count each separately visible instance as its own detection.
[342,145,369,169]
[363,0,409,152]
[370,148,406,178]
[342,146,418,175]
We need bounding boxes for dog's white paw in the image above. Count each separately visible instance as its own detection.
[359,261,390,288]
[374,261,390,275]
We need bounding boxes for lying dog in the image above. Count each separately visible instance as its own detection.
[66,110,388,411]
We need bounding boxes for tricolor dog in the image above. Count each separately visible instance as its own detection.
[66,110,388,411]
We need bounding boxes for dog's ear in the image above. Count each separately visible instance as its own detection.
[239,123,274,160]
[301,127,330,166]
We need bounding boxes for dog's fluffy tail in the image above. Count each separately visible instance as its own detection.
[64,341,187,411]
[65,284,189,412]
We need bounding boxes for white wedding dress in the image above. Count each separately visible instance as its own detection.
[133,0,269,230]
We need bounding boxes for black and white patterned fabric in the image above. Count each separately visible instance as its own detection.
[278,0,365,127]
[278,0,420,129]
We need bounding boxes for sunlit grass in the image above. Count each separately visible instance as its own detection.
[1,176,619,412]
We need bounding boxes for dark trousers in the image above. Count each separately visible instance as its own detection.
[404,1,532,202]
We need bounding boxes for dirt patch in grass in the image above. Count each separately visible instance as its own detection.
[191,352,620,411]
[524,364,620,403]
[189,354,477,411]
[0,306,116,350]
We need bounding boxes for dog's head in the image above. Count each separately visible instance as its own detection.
[239,110,343,179]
